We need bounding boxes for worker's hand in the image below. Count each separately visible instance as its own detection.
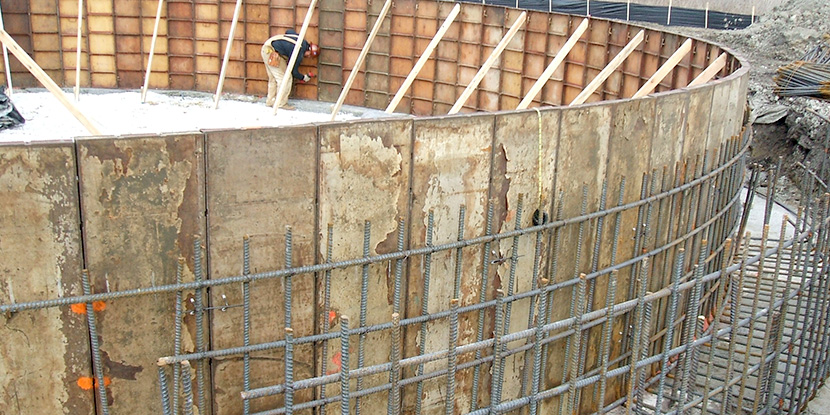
[302,72,316,83]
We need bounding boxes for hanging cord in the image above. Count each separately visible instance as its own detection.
[532,107,548,225]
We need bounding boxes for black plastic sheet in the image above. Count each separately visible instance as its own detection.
[461,0,754,30]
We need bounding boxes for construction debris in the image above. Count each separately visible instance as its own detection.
[0,87,24,130]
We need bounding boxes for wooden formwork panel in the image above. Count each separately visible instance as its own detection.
[205,126,318,415]
[652,92,689,171]
[540,104,611,414]
[1,0,36,87]
[404,114,494,414]
[317,118,413,414]
[491,108,561,406]
[708,80,738,154]
[77,133,206,415]
[682,85,714,173]
[0,142,93,415]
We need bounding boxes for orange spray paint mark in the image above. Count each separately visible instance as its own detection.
[77,376,112,390]
[326,351,343,375]
[70,301,107,314]
[328,311,337,325]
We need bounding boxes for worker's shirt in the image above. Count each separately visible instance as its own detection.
[270,30,309,79]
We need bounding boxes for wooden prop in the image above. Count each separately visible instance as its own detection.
[517,18,589,110]
[274,0,319,114]
[0,29,102,135]
[570,29,644,106]
[449,11,527,115]
[213,0,243,109]
[141,0,165,103]
[667,0,673,25]
[687,53,727,87]
[632,38,692,98]
[385,3,461,113]
[0,4,13,96]
[74,0,83,100]
[330,0,392,121]
[705,3,709,28]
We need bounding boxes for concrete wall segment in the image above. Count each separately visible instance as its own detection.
[0,141,94,415]
[76,132,206,414]
[204,125,318,414]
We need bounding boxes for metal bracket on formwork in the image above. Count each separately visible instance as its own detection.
[188,294,242,314]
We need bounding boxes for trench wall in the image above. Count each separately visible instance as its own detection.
[0,0,749,414]
[0,0,739,114]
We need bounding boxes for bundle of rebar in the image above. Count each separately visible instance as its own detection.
[774,35,830,100]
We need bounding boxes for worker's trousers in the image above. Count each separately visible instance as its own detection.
[261,36,294,108]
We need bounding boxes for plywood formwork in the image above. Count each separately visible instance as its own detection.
[76,133,206,414]
[0,142,93,415]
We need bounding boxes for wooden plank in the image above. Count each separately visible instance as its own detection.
[385,3,460,113]
[317,118,413,414]
[0,29,102,134]
[687,52,726,87]
[77,133,206,414]
[205,126,318,415]
[0,142,93,415]
[449,11,526,115]
[141,0,165,102]
[330,0,391,120]
[633,38,692,98]
[518,18,588,110]
[570,30,644,106]
[403,113,494,414]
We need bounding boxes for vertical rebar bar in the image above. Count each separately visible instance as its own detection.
[454,206,466,300]
[340,316,351,415]
[242,236,251,415]
[530,278,549,415]
[192,237,207,414]
[701,239,733,415]
[321,224,334,415]
[388,313,401,415]
[626,258,649,415]
[491,289,506,414]
[721,236,749,415]
[173,257,184,415]
[82,269,110,415]
[559,187,588,415]
[158,365,173,415]
[181,361,195,415]
[737,226,769,412]
[567,274,588,414]
[285,328,295,415]
[356,221,371,415]
[521,218,546,399]
[679,241,708,413]
[471,202,494,412]
[597,270,618,414]
[654,249,685,415]
[416,211,434,415]
[635,302,654,415]
[393,217,406,315]
[446,299,460,415]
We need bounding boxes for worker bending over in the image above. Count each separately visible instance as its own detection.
[261,29,319,109]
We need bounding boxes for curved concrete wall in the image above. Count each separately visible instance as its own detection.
[0,1,748,414]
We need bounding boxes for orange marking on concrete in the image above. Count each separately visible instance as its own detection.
[326,351,343,375]
[70,301,106,314]
[77,376,112,390]
[77,377,93,390]
[329,310,337,325]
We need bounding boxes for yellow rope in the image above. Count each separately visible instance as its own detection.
[533,107,543,210]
